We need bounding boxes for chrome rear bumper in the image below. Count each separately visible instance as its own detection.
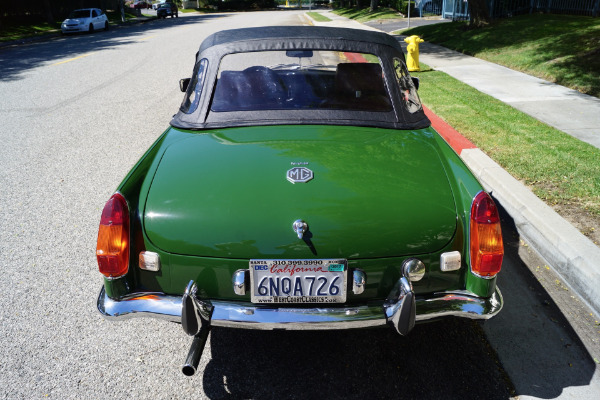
[97,285,503,330]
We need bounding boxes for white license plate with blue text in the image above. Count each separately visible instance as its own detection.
[249,259,347,304]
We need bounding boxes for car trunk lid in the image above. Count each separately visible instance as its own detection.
[144,125,457,259]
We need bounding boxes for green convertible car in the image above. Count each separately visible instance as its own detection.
[96,26,504,376]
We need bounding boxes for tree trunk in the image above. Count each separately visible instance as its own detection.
[119,0,126,22]
[42,0,54,24]
[468,0,491,27]
[370,0,378,12]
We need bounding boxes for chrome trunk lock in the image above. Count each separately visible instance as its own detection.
[292,219,308,239]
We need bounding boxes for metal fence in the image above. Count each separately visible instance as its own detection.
[489,0,600,18]
[415,0,444,15]
[417,0,600,20]
[445,0,469,19]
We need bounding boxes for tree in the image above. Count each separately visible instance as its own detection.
[370,0,378,12]
[119,0,125,22]
[41,0,54,24]
[467,0,491,27]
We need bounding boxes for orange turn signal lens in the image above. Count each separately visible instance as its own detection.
[470,191,503,278]
[96,193,130,278]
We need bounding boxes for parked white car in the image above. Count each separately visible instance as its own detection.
[152,1,166,10]
[61,8,109,34]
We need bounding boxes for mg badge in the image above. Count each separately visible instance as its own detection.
[287,167,313,184]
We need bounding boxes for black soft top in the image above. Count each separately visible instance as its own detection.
[172,26,430,130]
[196,26,405,54]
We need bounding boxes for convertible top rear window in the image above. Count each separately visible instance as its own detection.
[210,51,393,113]
[171,26,430,130]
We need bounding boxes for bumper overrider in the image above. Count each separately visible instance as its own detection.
[98,277,502,375]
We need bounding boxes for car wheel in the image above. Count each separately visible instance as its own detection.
[89,23,94,33]
[104,21,109,31]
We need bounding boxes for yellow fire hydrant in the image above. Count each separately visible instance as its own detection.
[404,35,425,72]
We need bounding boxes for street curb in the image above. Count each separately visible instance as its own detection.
[426,106,600,317]
[423,106,476,152]
[461,149,600,316]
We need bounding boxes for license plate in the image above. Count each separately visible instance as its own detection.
[249,259,347,304]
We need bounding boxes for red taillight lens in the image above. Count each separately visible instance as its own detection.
[470,191,503,278]
[96,193,130,278]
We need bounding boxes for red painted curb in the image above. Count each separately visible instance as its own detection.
[423,105,477,154]
[343,52,368,63]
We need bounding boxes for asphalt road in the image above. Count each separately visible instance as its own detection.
[0,10,597,399]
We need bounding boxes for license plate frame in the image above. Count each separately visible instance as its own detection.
[249,259,348,304]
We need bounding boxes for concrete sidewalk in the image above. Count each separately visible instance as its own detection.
[304,10,600,318]
[416,42,600,149]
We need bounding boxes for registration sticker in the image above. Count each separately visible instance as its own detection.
[328,264,344,272]
[249,259,347,304]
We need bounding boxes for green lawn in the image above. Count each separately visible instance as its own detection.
[402,14,600,97]
[306,12,332,22]
[413,63,600,220]
[0,21,61,42]
[181,8,218,13]
[332,7,402,22]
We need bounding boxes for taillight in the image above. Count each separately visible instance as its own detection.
[470,191,503,278]
[96,193,130,278]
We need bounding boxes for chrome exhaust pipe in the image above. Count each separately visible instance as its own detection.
[181,325,211,376]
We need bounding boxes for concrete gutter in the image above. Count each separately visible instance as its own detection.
[305,11,600,317]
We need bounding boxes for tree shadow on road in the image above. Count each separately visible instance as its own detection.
[0,13,227,82]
